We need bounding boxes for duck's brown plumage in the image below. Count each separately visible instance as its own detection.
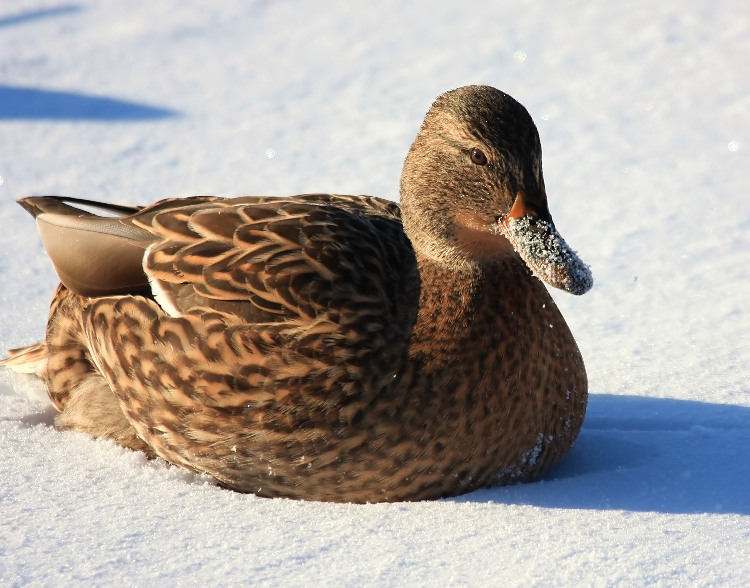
[2,86,592,502]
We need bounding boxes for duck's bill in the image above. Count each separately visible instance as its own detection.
[498,215,593,295]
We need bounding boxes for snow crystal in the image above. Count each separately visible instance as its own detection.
[499,215,593,295]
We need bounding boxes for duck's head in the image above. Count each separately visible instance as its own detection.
[400,85,592,295]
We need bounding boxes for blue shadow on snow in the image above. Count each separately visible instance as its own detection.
[455,394,750,515]
[0,85,178,121]
[0,4,82,28]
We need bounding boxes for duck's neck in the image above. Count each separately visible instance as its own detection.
[408,251,553,371]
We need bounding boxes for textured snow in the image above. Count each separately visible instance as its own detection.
[1,1,749,585]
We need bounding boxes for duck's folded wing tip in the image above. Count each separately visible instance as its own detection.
[17,195,142,219]
[30,201,156,297]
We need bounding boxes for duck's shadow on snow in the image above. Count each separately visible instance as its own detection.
[0,4,83,28]
[0,85,178,121]
[0,3,175,122]
[456,394,750,515]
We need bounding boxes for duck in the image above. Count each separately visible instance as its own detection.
[2,85,592,503]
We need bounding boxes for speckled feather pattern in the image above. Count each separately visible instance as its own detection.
[3,86,589,502]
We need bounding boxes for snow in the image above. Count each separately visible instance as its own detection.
[1,0,748,584]
[499,216,593,295]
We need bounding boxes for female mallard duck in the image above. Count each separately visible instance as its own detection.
[3,85,592,502]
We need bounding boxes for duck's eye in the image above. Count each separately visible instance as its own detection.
[470,148,488,166]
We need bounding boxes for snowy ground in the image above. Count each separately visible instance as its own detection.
[1,1,749,585]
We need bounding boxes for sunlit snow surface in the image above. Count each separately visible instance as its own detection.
[1,1,749,585]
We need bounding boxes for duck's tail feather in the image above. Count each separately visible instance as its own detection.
[1,342,48,377]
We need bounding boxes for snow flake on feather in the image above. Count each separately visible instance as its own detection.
[520,433,545,467]
[499,216,593,295]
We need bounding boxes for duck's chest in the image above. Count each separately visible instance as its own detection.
[381,258,587,493]
[406,258,583,401]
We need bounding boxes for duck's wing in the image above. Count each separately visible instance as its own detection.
[135,194,413,324]
[17,194,416,326]
[15,195,223,297]
[52,195,419,490]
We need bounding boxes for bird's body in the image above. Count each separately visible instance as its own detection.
[3,86,592,502]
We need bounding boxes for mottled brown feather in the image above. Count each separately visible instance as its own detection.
[2,86,591,502]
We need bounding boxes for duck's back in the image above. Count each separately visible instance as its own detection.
[134,194,417,325]
[12,195,430,500]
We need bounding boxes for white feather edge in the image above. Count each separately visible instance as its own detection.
[144,242,183,318]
